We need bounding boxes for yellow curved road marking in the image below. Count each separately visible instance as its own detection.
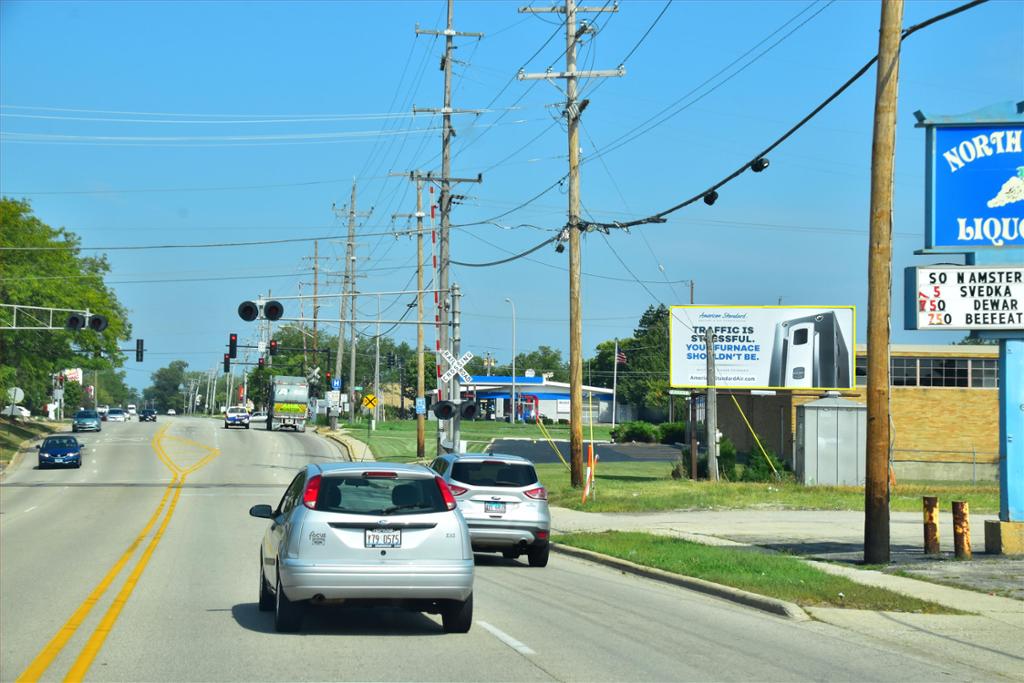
[15,423,220,682]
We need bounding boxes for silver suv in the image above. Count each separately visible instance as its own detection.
[431,453,550,567]
[249,462,474,633]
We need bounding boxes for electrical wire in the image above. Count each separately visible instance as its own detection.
[586,0,990,232]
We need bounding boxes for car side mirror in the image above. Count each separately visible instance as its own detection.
[249,504,274,519]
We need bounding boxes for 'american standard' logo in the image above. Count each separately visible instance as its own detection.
[943,129,1023,247]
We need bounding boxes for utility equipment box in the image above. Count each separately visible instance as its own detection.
[795,396,866,486]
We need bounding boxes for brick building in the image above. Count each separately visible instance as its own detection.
[716,344,999,481]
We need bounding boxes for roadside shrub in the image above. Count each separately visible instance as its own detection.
[611,420,659,443]
[717,436,737,481]
[741,442,787,482]
[659,421,688,445]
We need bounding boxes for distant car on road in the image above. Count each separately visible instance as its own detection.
[37,435,82,468]
[431,453,550,567]
[72,409,102,432]
[139,408,157,422]
[167,408,177,416]
[249,411,268,424]
[3,405,31,419]
[249,462,474,633]
[106,408,127,422]
[224,406,250,429]
[127,404,138,420]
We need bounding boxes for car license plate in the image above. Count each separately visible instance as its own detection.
[365,528,401,548]
[484,501,506,514]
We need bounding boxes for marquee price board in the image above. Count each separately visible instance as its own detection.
[905,265,1024,330]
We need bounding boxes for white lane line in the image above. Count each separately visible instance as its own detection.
[23,506,38,513]
[477,621,536,655]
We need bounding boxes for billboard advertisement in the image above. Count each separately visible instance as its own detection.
[905,265,1023,330]
[670,306,856,390]
[926,123,1023,250]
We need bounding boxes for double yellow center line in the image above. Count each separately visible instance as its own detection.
[16,424,219,682]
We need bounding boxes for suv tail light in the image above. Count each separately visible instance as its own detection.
[435,476,458,511]
[524,486,547,500]
[303,474,322,509]
[447,483,468,496]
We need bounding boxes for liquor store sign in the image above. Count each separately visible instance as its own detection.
[906,265,1024,331]
[926,123,1023,250]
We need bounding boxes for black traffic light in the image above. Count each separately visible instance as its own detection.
[258,357,265,368]
[66,313,87,330]
[223,354,231,373]
[88,315,108,332]
[269,340,278,356]
[238,301,259,322]
[460,401,479,420]
[264,300,284,321]
[432,400,457,420]
[324,371,332,388]
[228,333,238,359]
[135,339,144,362]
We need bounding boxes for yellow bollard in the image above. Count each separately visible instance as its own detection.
[952,500,972,560]
[923,496,940,555]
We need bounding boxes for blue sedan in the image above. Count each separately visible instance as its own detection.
[37,436,83,469]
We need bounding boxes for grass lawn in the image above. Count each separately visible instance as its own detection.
[336,418,613,463]
[556,531,960,613]
[535,461,999,514]
[0,418,64,466]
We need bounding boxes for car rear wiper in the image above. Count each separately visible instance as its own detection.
[380,504,424,514]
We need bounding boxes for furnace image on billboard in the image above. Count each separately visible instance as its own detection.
[767,312,850,388]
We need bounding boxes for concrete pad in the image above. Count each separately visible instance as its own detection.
[986,520,1024,555]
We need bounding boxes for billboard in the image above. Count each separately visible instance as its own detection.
[905,265,1023,330]
[670,306,856,390]
[926,123,1023,250]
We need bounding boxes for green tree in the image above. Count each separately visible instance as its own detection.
[0,198,132,411]
[143,360,189,412]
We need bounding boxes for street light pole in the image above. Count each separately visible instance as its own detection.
[506,298,516,424]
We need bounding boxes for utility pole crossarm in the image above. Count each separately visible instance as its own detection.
[518,5,617,12]
[518,68,625,80]
[412,107,487,115]
[415,27,484,38]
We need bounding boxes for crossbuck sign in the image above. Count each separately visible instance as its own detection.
[441,350,474,384]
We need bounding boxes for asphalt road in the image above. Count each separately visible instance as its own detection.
[0,418,989,681]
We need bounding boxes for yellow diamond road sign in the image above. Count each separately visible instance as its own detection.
[361,394,378,409]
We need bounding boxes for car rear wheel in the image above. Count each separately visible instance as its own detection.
[441,593,473,633]
[527,543,549,568]
[245,424,250,430]
[274,571,302,632]
[258,554,274,612]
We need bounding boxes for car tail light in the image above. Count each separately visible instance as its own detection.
[435,477,458,511]
[302,475,321,509]
[363,471,397,478]
[524,486,547,500]
[447,483,468,496]
[537,530,549,540]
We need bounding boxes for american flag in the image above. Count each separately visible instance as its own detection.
[616,350,627,365]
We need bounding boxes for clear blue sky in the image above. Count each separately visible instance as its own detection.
[1,0,1021,390]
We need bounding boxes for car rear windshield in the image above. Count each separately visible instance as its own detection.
[75,411,98,418]
[317,475,446,516]
[451,461,538,487]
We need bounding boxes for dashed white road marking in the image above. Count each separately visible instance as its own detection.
[477,621,536,655]
[23,506,38,513]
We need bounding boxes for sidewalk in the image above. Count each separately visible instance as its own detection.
[550,507,1024,680]
[315,428,375,462]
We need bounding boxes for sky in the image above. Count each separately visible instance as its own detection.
[1,0,1022,391]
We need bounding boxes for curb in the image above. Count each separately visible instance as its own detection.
[314,431,354,462]
[552,543,809,621]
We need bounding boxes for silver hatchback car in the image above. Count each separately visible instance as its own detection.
[249,462,474,633]
[431,453,550,567]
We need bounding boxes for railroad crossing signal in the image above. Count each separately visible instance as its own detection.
[440,350,474,384]
[361,394,378,410]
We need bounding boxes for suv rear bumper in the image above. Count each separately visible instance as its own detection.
[466,521,550,550]
[279,559,474,602]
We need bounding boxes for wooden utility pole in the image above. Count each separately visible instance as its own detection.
[705,328,719,481]
[864,0,904,565]
[415,2,483,455]
[312,240,319,356]
[347,186,359,423]
[520,0,623,487]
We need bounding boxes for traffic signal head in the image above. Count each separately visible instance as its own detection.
[258,357,265,368]
[264,300,284,321]
[459,401,479,420]
[238,301,259,322]
[88,315,108,332]
[223,354,231,373]
[228,333,238,359]
[65,313,87,330]
[269,340,278,356]
[432,400,456,420]
[324,371,331,386]
[135,339,144,362]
